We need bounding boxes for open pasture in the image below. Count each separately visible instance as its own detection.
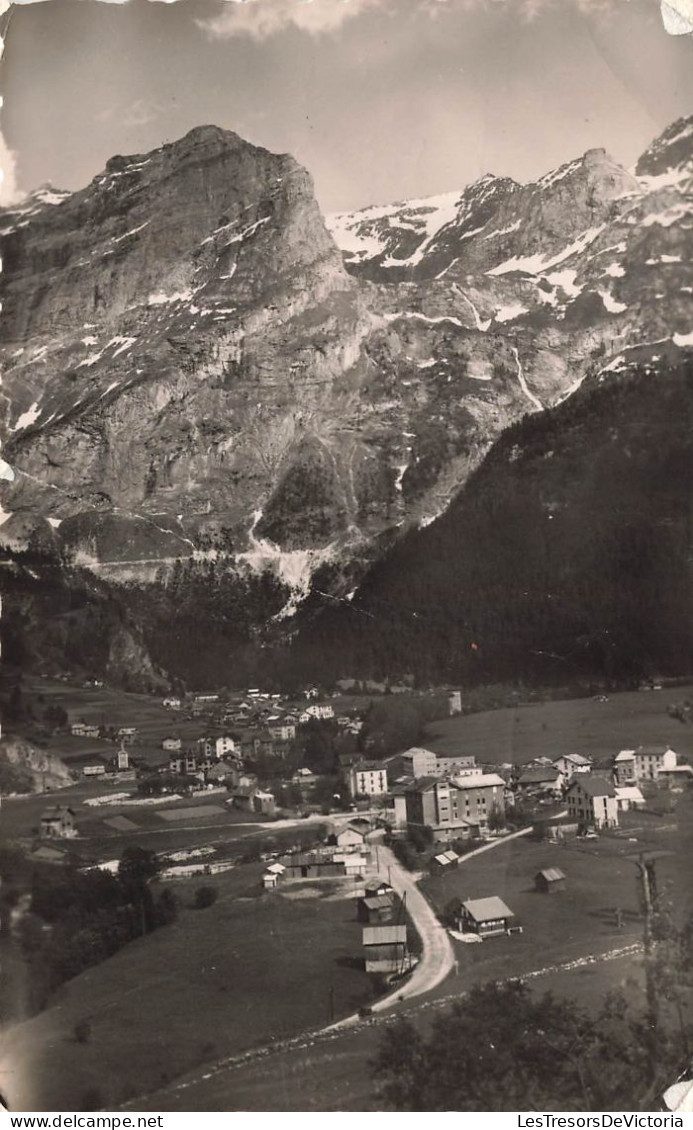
[424,684,693,765]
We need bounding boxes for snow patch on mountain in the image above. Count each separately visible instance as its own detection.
[494,303,528,324]
[598,290,628,314]
[488,225,605,277]
[11,402,41,432]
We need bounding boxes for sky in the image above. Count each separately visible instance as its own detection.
[1,0,692,214]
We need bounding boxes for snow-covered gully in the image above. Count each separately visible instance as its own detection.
[512,345,543,410]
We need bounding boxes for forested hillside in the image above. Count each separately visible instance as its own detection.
[294,355,693,687]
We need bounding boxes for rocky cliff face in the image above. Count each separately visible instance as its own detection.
[1,118,691,612]
[0,736,73,792]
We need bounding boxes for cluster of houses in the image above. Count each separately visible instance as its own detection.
[261,818,376,889]
[71,721,138,745]
[339,741,691,842]
[262,834,412,977]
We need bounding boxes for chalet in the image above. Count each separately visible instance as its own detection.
[162,696,182,709]
[534,868,566,894]
[116,727,138,745]
[362,924,408,973]
[262,862,286,889]
[615,785,646,811]
[40,806,76,839]
[358,892,395,924]
[553,754,592,779]
[162,736,182,752]
[330,822,369,850]
[565,775,618,829]
[194,694,220,704]
[516,766,564,795]
[348,761,389,799]
[451,896,515,938]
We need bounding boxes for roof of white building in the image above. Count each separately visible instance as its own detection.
[453,773,505,789]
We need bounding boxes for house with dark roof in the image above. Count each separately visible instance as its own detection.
[449,896,515,938]
[40,806,76,840]
[516,766,564,795]
[534,867,566,894]
[565,775,618,828]
[357,892,395,924]
[364,879,393,898]
[553,754,592,779]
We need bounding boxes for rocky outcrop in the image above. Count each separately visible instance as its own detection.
[0,736,73,793]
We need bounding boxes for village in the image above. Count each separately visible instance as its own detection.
[9,672,692,984]
[3,673,693,1109]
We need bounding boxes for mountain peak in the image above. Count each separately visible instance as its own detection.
[636,115,693,179]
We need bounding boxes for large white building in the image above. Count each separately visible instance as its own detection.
[348,760,389,798]
[398,746,476,779]
[215,735,237,759]
[613,745,677,785]
[566,775,618,829]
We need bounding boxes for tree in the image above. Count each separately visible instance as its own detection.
[117,846,159,889]
[43,703,69,730]
[118,846,159,934]
[487,804,506,832]
[193,886,218,910]
[373,981,665,1111]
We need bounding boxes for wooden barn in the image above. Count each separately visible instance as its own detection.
[362,924,408,973]
[279,853,346,880]
[534,867,566,894]
[357,892,395,924]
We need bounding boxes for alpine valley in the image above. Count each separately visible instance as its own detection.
[1,115,692,689]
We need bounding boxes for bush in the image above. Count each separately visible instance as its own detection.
[193,886,218,910]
